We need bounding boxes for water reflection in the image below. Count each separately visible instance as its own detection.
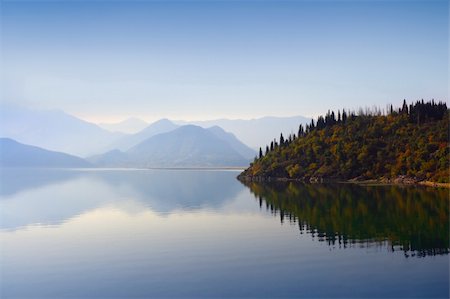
[0,169,243,230]
[241,181,449,257]
[1,171,448,298]
[0,168,80,197]
[88,169,243,212]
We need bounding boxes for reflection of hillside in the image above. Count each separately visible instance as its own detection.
[0,169,243,230]
[241,181,449,257]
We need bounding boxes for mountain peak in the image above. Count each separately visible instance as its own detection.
[91,124,253,168]
[151,118,175,127]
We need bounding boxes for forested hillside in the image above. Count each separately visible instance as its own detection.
[239,100,449,183]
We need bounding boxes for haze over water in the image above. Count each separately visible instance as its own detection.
[0,169,448,298]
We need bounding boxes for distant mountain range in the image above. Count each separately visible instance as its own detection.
[0,104,310,168]
[0,105,122,157]
[89,125,254,167]
[0,138,91,168]
[100,115,312,151]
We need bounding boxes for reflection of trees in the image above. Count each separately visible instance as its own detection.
[242,181,449,257]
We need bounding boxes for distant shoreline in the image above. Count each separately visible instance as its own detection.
[142,166,247,171]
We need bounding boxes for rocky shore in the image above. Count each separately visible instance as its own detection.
[237,173,450,188]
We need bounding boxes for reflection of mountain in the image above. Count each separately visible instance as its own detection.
[0,168,81,197]
[0,169,243,230]
[241,181,449,257]
[90,170,243,212]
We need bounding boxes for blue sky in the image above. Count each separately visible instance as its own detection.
[1,0,448,123]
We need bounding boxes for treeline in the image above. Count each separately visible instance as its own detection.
[244,100,449,183]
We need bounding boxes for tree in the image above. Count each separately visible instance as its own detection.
[298,124,304,137]
[401,99,409,114]
[259,147,263,159]
[342,110,347,123]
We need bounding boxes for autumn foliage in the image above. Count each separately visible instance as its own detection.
[242,100,449,183]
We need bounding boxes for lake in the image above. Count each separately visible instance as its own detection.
[0,169,448,298]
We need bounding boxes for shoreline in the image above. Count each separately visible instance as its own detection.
[237,174,450,189]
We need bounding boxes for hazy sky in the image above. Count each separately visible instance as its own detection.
[1,0,448,123]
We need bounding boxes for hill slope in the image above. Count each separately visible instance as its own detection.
[0,138,92,168]
[239,100,449,183]
[206,126,255,159]
[108,118,179,151]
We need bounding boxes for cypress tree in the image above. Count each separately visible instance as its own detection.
[402,99,409,114]
[298,124,304,137]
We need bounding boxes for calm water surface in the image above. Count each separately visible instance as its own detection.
[0,169,448,298]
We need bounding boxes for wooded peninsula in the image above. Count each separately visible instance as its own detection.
[239,100,449,186]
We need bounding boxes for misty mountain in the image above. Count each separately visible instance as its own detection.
[0,105,123,157]
[98,117,148,134]
[88,149,128,167]
[0,138,92,168]
[176,115,311,149]
[90,125,251,167]
[108,118,179,151]
[0,105,307,160]
[206,126,255,159]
